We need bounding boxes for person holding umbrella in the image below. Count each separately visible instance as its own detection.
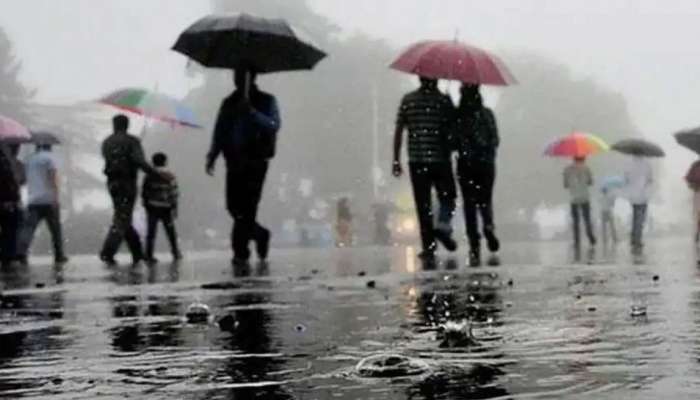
[545,132,609,253]
[675,130,700,243]
[453,83,501,267]
[173,13,326,265]
[16,133,68,265]
[612,138,664,253]
[685,158,700,243]
[390,39,515,263]
[206,69,280,265]
[392,76,458,259]
[0,143,21,267]
[100,114,165,266]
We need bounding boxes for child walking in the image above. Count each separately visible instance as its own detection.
[142,152,182,264]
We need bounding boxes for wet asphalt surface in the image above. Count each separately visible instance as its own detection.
[1,239,699,399]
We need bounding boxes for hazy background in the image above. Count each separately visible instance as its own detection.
[0,0,697,251]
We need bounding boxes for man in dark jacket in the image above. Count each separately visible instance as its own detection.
[142,152,181,264]
[206,69,280,265]
[0,143,21,267]
[454,84,501,267]
[393,76,458,260]
[100,114,162,265]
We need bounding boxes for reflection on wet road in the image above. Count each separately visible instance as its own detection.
[0,240,699,399]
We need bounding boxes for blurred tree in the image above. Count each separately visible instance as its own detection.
[493,52,642,225]
[0,26,33,123]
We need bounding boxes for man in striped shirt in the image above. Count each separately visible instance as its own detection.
[393,77,457,259]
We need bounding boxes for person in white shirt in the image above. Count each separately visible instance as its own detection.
[624,156,653,252]
[16,143,67,265]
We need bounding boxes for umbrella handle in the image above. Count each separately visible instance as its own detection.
[244,71,251,100]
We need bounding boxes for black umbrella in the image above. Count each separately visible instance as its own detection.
[675,129,700,155]
[172,13,327,73]
[611,138,665,157]
[31,131,61,146]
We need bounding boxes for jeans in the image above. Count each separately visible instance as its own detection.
[571,202,596,247]
[100,180,144,260]
[17,204,65,259]
[145,207,180,259]
[226,160,270,260]
[0,204,20,264]
[631,204,648,249]
[408,162,457,252]
[457,160,499,256]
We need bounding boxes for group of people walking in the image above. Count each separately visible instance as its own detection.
[393,77,501,267]
[562,155,654,256]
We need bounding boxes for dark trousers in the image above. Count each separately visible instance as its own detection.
[0,205,20,263]
[145,207,180,259]
[457,160,499,256]
[408,162,457,252]
[18,204,65,258]
[101,181,143,260]
[226,161,270,260]
[571,202,596,247]
[631,204,648,249]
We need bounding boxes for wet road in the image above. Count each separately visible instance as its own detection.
[1,239,699,399]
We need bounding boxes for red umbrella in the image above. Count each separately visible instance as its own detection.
[0,115,31,144]
[390,40,516,85]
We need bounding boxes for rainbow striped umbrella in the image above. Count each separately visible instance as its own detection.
[0,115,31,143]
[99,88,201,128]
[544,132,610,158]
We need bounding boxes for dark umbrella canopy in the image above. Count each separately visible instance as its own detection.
[30,131,61,146]
[172,13,327,72]
[675,129,700,155]
[612,138,665,157]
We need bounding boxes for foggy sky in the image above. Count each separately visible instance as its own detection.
[1,0,698,222]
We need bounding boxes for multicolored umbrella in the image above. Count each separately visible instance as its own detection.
[390,40,516,85]
[0,115,31,143]
[543,132,610,158]
[99,88,201,128]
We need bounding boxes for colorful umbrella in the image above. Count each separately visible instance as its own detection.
[390,40,516,85]
[99,88,201,128]
[543,132,610,158]
[611,138,665,158]
[0,115,31,143]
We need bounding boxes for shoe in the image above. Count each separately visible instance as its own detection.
[417,250,435,261]
[173,251,183,261]
[100,254,117,266]
[485,232,500,253]
[232,257,249,267]
[132,255,145,266]
[469,252,482,267]
[15,254,28,266]
[145,257,159,266]
[256,230,271,261]
[54,255,69,265]
[434,229,458,252]
[487,254,501,267]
